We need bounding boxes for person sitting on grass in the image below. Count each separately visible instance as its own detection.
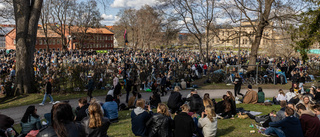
[257,87,265,103]
[312,104,320,120]
[131,98,153,137]
[20,106,42,136]
[215,95,232,119]
[242,85,258,104]
[167,86,184,114]
[81,102,111,137]
[37,103,85,137]
[75,97,89,122]
[186,90,203,115]
[270,101,287,122]
[296,103,320,137]
[273,89,286,105]
[297,95,314,110]
[286,88,296,103]
[262,107,304,137]
[197,105,217,137]
[146,103,173,137]
[226,91,236,116]
[174,104,196,137]
[102,95,118,123]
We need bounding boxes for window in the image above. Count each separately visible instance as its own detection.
[105,36,108,40]
[52,39,55,45]
[57,39,60,44]
[105,44,108,47]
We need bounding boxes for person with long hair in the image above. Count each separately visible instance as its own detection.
[174,104,196,137]
[81,102,111,137]
[198,106,217,137]
[226,91,237,116]
[146,103,173,137]
[20,106,42,136]
[273,89,287,105]
[37,103,84,137]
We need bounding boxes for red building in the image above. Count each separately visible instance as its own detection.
[5,26,114,51]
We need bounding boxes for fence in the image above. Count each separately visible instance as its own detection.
[226,64,278,85]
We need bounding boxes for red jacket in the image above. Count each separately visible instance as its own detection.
[300,110,320,137]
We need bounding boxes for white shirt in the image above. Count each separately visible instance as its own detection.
[276,94,287,101]
[285,92,296,102]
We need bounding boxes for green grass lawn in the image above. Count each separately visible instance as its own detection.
[13,101,280,137]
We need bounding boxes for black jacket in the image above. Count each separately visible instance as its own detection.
[81,117,111,137]
[146,113,173,137]
[174,112,195,137]
[114,83,122,97]
[36,122,84,137]
[167,92,183,110]
[187,94,203,114]
[46,82,52,94]
[75,104,89,122]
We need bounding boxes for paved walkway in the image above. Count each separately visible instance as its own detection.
[0,88,282,124]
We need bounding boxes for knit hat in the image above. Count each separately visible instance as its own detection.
[248,85,252,89]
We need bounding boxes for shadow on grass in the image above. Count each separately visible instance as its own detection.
[217,126,235,136]
[0,94,29,104]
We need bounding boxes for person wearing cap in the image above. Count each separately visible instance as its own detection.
[242,85,258,104]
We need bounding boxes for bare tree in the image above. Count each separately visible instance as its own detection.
[163,0,217,62]
[13,0,43,95]
[40,0,51,52]
[72,0,102,49]
[220,0,309,71]
[49,0,76,51]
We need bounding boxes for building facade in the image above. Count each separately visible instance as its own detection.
[5,26,114,51]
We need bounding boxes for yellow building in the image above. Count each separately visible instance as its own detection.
[208,21,276,48]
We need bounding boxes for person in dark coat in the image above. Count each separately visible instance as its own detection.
[160,74,167,96]
[131,98,153,136]
[75,97,89,122]
[146,103,173,137]
[263,107,304,137]
[113,81,124,105]
[233,73,243,97]
[37,103,85,137]
[126,78,133,103]
[174,104,196,137]
[0,114,15,137]
[39,78,54,105]
[149,91,161,109]
[167,86,183,114]
[81,102,110,137]
[296,103,320,137]
[87,77,94,101]
[186,90,203,115]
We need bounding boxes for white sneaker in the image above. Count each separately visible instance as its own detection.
[49,101,54,104]
[39,103,44,106]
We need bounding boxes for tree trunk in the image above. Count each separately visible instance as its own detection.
[13,0,43,95]
[247,0,274,71]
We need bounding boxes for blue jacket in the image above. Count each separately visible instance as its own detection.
[269,116,304,137]
[102,101,118,120]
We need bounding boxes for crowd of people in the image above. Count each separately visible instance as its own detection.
[1,48,320,137]
[1,82,320,137]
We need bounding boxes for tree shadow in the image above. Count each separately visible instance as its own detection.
[217,126,235,136]
[0,94,29,104]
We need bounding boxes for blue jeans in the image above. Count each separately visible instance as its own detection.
[265,127,285,137]
[41,92,53,104]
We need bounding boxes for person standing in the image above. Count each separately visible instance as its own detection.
[234,73,243,97]
[87,77,94,101]
[39,78,54,106]
[113,74,119,89]
[126,78,133,103]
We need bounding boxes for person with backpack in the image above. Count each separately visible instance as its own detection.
[131,99,153,136]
